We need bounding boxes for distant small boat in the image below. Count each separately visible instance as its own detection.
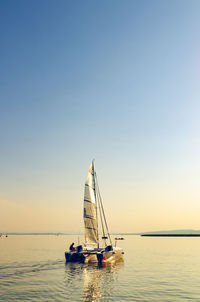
[65,161,124,264]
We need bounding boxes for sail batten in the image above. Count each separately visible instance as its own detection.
[83,162,98,245]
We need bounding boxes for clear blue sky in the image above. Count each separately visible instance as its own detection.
[0,0,200,232]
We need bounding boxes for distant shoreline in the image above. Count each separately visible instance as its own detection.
[141,234,200,237]
[2,230,200,237]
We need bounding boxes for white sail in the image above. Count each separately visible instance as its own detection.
[83,162,98,245]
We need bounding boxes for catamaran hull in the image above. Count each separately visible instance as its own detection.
[103,247,124,263]
[65,251,85,263]
[65,247,124,264]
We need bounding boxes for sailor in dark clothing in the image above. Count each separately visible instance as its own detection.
[69,242,75,252]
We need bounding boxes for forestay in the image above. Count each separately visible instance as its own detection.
[83,162,98,245]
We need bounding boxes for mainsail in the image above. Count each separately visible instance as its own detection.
[83,162,98,245]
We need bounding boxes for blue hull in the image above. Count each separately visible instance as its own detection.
[65,252,85,263]
[65,251,104,264]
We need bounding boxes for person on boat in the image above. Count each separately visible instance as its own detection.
[69,242,75,252]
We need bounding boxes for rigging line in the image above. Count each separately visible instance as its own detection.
[95,174,106,246]
[95,173,112,246]
[97,187,106,238]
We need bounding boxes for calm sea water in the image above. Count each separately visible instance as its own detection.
[1,235,200,301]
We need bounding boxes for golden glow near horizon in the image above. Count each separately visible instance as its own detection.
[1,171,200,233]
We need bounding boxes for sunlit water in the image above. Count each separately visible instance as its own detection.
[1,235,200,301]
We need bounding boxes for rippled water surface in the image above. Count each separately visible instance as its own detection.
[1,235,200,301]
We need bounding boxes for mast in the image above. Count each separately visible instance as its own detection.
[92,160,99,248]
[83,161,112,248]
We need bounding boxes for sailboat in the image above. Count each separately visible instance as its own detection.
[65,161,124,264]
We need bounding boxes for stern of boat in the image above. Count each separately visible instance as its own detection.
[65,251,85,263]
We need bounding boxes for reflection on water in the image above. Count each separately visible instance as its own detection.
[2,235,200,301]
[82,264,102,302]
[65,260,124,302]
